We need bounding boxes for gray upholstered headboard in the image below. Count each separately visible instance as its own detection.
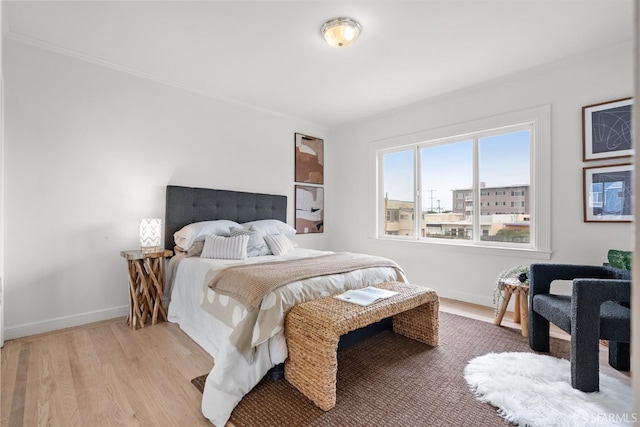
[164,185,287,250]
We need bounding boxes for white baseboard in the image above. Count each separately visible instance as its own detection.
[2,291,493,340]
[432,287,494,307]
[4,305,129,340]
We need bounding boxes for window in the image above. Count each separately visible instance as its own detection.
[381,149,414,237]
[479,130,531,243]
[373,105,551,256]
[422,140,473,239]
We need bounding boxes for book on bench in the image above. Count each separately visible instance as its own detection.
[334,286,399,306]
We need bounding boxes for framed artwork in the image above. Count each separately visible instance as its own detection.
[583,163,633,223]
[295,133,324,184]
[582,97,633,161]
[295,185,324,233]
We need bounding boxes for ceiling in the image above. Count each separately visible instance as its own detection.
[3,1,634,128]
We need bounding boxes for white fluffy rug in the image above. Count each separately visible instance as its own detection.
[464,352,633,427]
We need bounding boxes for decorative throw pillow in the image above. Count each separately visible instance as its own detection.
[263,233,294,256]
[200,234,249,260]
[240,219,296,237]
[174,220,240,250]
[230,227,272,257]
[174,240,205,258]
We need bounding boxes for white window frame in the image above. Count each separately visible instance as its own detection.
[369,105,551,259]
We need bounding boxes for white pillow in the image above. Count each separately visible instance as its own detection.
[173,240,205,258]
[264,233,294,256]
[174,220,240,250]
[230,227,271,257]
[241,219,296,237]
[200,234,249,260]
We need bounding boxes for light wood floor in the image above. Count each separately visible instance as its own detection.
[1,298,631,426]
[1,317,215,427]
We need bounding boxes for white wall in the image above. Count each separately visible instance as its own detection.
[2,35,634,339]
[3,39,329,338]
[0,1,5,347]
[329,42,634,306]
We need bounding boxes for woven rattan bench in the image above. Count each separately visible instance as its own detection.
[284,281,439,411]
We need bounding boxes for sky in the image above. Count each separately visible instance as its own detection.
[383,130,530,211]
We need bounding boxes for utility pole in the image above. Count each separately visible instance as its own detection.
[427,189,436,212]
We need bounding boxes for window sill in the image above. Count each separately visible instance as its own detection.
[373,236,552,260]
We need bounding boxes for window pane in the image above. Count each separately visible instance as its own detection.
[478,130,531,243]
[382,150,415,237]
[421,141,473,240]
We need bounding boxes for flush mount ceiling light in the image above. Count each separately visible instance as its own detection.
[321,17,362,48]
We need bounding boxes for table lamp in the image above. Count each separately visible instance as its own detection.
[139,218,162,252]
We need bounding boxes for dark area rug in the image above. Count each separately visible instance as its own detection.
[192,311,570,426]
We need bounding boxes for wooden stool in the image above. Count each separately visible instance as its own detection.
[493,279,529,337]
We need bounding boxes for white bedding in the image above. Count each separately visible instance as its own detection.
[167,248,405,427]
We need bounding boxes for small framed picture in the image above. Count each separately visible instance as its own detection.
[583,163,633,223]
[295,185,324,233]
[582,98,633,161]
[295,133,324,184]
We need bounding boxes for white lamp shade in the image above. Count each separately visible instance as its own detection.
[140,218,162,249]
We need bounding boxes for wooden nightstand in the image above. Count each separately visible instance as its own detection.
[120,249,172,330]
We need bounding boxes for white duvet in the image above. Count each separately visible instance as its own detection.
[167,248,405,427]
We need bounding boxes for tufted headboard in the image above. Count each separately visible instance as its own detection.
[164,185,287,250]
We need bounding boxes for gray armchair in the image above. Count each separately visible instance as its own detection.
[528,263,631,392]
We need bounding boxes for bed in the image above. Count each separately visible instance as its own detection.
[164,185,406,427]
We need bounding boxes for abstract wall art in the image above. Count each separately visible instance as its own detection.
[583,163,633,222]
[582,98,633,161]
[295,133,324,184]
[295,185,324,233]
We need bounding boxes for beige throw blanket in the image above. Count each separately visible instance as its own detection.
[208,252,404,311]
